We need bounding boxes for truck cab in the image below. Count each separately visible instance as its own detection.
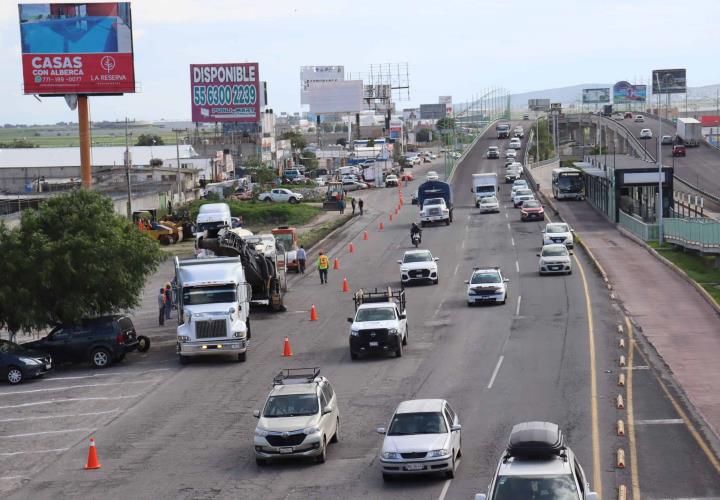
[418,180,453,226]
[472,173,499,207]
[348,288,408,360]
[175,257,251,364]
[272,226,299,273]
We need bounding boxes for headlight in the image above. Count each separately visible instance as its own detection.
[19,356,40,366]
[521,211,528,216]
[350,329,359,336]
[233,331,243,338]
[388,328,398,335]
[302,426,320,435]
[382,451,401,459]
[427,449,449,458]
[254,427,270,437]
[177,335,190,342]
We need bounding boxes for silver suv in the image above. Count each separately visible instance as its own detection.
[253,368,339,465]
[475,421,598,500]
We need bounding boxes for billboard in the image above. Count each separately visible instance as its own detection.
[18,3,135,95]
[528,99,550,111]
[420,103,447,120]
[438,96,452,104]
[307,80,363,114]
[613,81,647,103]
[582,88,610,104]
[301,65,344,105]
[190,63,260,123]
[652,68,686,94]
[389,119,403,140]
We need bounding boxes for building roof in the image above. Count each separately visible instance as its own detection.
[0,145,198,169]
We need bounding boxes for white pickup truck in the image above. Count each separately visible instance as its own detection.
[258,188,304,204]
[348,288,408,360]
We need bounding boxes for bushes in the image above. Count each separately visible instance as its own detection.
[188,199,322,228]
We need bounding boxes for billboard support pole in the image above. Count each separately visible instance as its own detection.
[78,95,92,188]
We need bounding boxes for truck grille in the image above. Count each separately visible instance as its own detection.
[358,329,389,343]
[195,319,227,339]
[429,208,441,216]
[401,452,427,459]
[409,269,430,278]
[266,433,306,447]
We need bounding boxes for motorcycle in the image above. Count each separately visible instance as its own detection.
[411,232,421,248]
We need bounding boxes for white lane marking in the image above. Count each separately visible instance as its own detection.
[437,458,460,500]
[635,419,685,425]
[515,260,520,273]
[0,428,94,439]
[461,240,466,249]
[0,476,25,480]
[44,368,170,382]
[623,366,650,370]
[0,394,141,410]
[507,223,511,230]
[511,237,515,247]
[0,379,157,396]
[0,410,119,423]
[453,263,460,276]
[465,224,469,234]
[0,448,69,457]
[487,356,504,389]
[505,213,508,219]
[516,295,522,316]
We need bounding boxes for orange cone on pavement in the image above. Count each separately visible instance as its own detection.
[379,222,384,231]
[342,276,350,293]
[333,258,340,270]
[389,213,393,221]
[348,242,355,253]
[310,304,318,321]
[363,230,368,240]
[84,438,102,470]
[282,336,293,357]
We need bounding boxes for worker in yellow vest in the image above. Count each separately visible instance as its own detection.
[317,251,329,284]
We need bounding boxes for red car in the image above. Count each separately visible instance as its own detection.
[400,172,414,181]
[520,200,545,221]
[672,145,686,157]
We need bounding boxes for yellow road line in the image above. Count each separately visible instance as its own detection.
[624,316,641,500]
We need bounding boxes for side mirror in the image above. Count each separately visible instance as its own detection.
[464,280,469,284]
[347,317,354,323]
[253,410,260,418]
[376,427,387,435]
[398,314,407,319]
[434,257,439,262]
[322,405,333,415]
[451,424,462,432]
[536,253,541,257]
[397,260,402,264]
[503,278,510,282]
[569,251,574,255]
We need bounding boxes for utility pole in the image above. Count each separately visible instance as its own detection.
[124,118,132,218]
[654,72,664,244]
[172,128,187,205]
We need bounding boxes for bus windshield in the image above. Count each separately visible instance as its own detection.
[557,174,583,192]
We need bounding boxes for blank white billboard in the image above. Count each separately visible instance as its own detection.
[307,80,364,114]
[301,65,344,105]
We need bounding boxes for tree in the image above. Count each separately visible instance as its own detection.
[299,150,319,171]
[435,117,456,132]
[136,134,164,146]
[0,190,164,332]
[416,128,431,142]
[280,131,307,151]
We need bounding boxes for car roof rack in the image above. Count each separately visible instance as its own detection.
[472,266,500,271]
[353,287,406,311]
[273,367,321,386]
[504,421,566,461]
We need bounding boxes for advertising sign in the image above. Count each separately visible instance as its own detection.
[582,88,610,104]
[613,81,647,103]
[652,68,686,94]
[301,65,344,105]
[438,96,452,104]
[307,80,363,114]
[420,103,447,120]
[528,99,550,111]
[190,63,260,123]
[18,3,135,95]
[389,119,403,140]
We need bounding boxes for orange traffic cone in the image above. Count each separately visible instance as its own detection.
[395,208,399,215]
[342,276,350,293]
[389,213,393,221]
[333,258,340,270]
[363,230,368,240]
[348,242,355,253]
[379,222,384,231]
[84,438,102,470]
[282,336,293,357]
[310,304,318,321]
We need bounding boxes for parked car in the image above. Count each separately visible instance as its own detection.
[1,339,53,384]
[258,188,304,204]
[342,180,368,191]
[672,144,686,157]
[24,315,140,369]
[523,114,529,120]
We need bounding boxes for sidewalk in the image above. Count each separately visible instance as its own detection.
[532,163,720,439]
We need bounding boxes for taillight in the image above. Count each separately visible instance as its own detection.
[116,333,124,345]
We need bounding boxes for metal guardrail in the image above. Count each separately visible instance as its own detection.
[619,210,658,241]
[448,118,499,183]
[664,218,720,253]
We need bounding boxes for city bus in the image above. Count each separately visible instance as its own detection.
[551,168,584,200]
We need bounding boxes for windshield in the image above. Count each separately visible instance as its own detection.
[546,224,569,234]
[404,252,432,263]
[274,234,293,251]
[517,190,532,196]
[263,394,318,417]
[523,200,541,208]
[558,175,583,191]
[471,272,501,284]
[481,197,498,204]
[426,198,444,205]
[356,308,396,322]
[388,412,448,435]
[197,221,224,232]
[476,186,495,193]
[183,285,235,305]
[0,339,24,354]
[492,475,580,500]
[542,247,569,257]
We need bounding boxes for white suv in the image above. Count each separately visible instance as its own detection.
[542,222,574,248]
[509,137,522,149]
[465,267,509,305]
[253,368,339,465]
[377,399,462,481]
[398,249,439,285]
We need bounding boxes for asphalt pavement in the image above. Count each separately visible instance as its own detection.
[1,127,692,499]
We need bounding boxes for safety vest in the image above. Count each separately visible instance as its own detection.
[318,255,329,269]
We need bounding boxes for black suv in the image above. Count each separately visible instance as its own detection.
[25,315,140,368]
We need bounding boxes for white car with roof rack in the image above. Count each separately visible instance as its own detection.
[253,368,339,466]
[348,288,408,359]
[377,399,462,481]
[475,421,598,500]
[542,223,574,248]
[398,249,439,286]
[465,267,509,305]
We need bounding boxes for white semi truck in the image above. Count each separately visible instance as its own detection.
[471,173,498,207]
[676,118,702,147]
[174,257,252,364]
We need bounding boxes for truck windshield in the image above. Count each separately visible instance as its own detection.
[274,234,293,252]
[492,475,580,500]
[558,175,583,192]
[425,198,444,205]
[476,186,495,193]
[263,394,318,417]
[356,308,395,322]
[197,221,224,232]
[183,285,235,305]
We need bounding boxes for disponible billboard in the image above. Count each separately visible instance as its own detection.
[613,81,646,103]
[582,88,610,104]
[190,63,260,123]
[19,3,135,95]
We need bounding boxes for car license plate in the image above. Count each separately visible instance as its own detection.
[405,464,425,471]
[369,341,379,347]
[279,447,293,454]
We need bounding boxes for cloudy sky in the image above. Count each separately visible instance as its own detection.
[1,0,718,124]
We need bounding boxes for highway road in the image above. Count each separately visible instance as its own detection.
[3,124,719,499]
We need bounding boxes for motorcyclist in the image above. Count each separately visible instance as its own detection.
[410,222,422,244]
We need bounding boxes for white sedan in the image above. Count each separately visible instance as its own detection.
[538,244,573,275]
[505,149,517,159]
[343,180,368,191]
[478,196,500,213]
[426,171,440,181]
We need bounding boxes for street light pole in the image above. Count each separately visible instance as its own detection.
[172,128,187,205]
[124,118,132,218]
[655,72,664,244]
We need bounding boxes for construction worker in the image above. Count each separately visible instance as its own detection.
[358,198,364,215]
[317,250,329,284]
[297,245,307,274]
[158,288,166,326]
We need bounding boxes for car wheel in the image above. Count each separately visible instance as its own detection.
[467,301,473,307]
[315,438,327,464]
[179,355,190,365]
[395,341,403,358]
[383,473,394,482]
[420,221,426,227]
[433,278,439,285]
[246,319,251,340]
[445,219,450,226]
[331,418,339,443]
[256,458,267,466]
[289,197,297,204]
[236,351,246,362]
[350,351,358,360]
[263,198,271,203]
[6,366,23,384]
[568,269,573,275]
[475,202,479,208]
[402,328,408,346]
[445,455,456,479]
[137,335,151,352]
[90,348,111,369]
